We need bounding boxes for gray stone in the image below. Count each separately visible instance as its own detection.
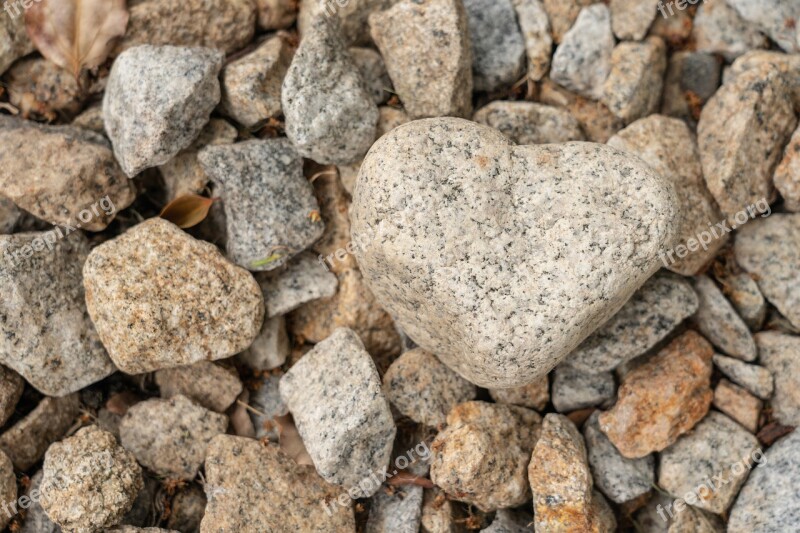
[542,0,596,44]
[155,360,243,412]
[600,37,667,124]
[728,429,800,532]
[584,412,654,504]
[635,492,724,533]
[0,12,33,75]
[551,365,615,412]
[0,232,116,395]
[351,118,681,388]
[239,315,290,371]
[511,0,551,82]
[473,101,584,144]
[199,139,325,271]
[463,0,525,92]
[280,328,395,494]
[260,252,339,317]
[691,0,768,61]
[283,20,378,165]
[41,426,143,533]
[714,271,766,330]
[610,0,658,40]
[220,35,294,128]
[489,374,549,412]
[298,0,397,46]
[0,197,19,234]
[420,487,465,532]
[658,411,761,514]
[365,483,423,533]
[0,365,23,427]
[104,45,224,177]
[351,47,393,105]
[249,373,287,441]
[19,471,59,533]
[369,0,473,119]
[550,4,614,100]
[692,275,757,361]
[728,0,800,52]
[567,272,698,373]
[713,354,773,400]
[661,52,722,124]
[84,218,264,374]
[481,509,532,532]
[756,332,800,426]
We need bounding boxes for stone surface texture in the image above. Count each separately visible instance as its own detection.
[692,275,757,361]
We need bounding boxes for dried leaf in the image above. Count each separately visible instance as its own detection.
[229,392,256,438]
[386,471,435,489]
[275,414,314,466]
[105,391,140,416]
[160,195,215,229]
[25,0,129,80]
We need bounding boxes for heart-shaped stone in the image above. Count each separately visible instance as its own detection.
[350,118,681,388]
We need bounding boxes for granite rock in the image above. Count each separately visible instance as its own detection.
[239,315,290,371]
[0,366,23,427]
[610,0,658,40]
[18,471,59,533]
[351,47,392,105]
[692,275,757,361]
[5,57,87,120]
[756,332,800,426]
[511,0,551,81]
[542,0,596,44]
[713,379,763,433]
[727,0,800,53]
[661,51,722,124]
[248,373,288,441]
[463,0,525,92]
[691,0,768,61]
[635,491,725,532]
[365,483,424,533]
[260,251,339,317]
[538,78,624,143]
[257,0,298,30]
[551,365,615,413]
[489,374,549,412]
[600,37,667,124]
[713,354,773,400]
[421,487,465,533]
[0,12,33,75]
[481,509,532,532]
[714,270,766,330]
[72,105,106,133]
[0,451,15,531]
[298,0,397,46]
[473,101,584,145]
[775,123,800,212]
[727,50,800,111]
[155,361,243,412]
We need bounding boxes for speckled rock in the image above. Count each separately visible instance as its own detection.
[659,411,761,514]
[18,471,59,533]
[692,275,757,361]
[351,118,681,388]
[635,492,725,533]
[297,0,397,46]
[0,197,19,234]
[260,252,339,317]
[283,20,377,165]
[713,354,773,400]
[240,315,290,371]
[463,0,525,92]
[104,45,224,177]
[551,365,614,413]
[599,331,714,458]
[0,232,116,395]
[41,426,143,533]
[756,332,800,426]
[166,484,206,532]
[775,123,800,212]
[369,0,472,119]
[83,218,264,374]
[115,0,255,54]
[159,118,238,201]
[489,374,549,412]
[421,487,465,533]
[481,509,532,532]
[713,379,762,433]
[257,0,297,30]
[366,483,424,533]
[698,64,796,219]
[155,360,242,412]
[72,105,105,133]
[529,414,616,533]
[538,78,624,143]
[728,50,800,111]
[551,4,614,100]
[120,395,228,480]
[0,366,22,427]
[473,101,584,144]
[584,411,653,504]
[220,35,294,128]
[728,429,800,532]
[714,270,767,330]
[0,12,33,74]
[248,373,287,440]
[5,57,87,120]
[727,0,800,53]
[610,0,657,40]
[431,401,541,511]
[0,450,15,531]
[0,117,135,231]
[383,348,477,427]
[511,0,551,81]
[661,52,722,124]
[199,139,324,271]
[351,47,392,105]
[608,116,727,275]
[542,0,596,44]
[601,37,667,124]
[735,214,800,329]
[280,328,395,494]
[691,0,768,61]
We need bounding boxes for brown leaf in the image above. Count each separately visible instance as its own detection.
[160,195,215,229]
[275,414,314,466]
[757,422,794,447]
[386,471,435,489]
[105,390,140,416]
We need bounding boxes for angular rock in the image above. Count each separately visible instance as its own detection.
[0,117,135,231]
[220,35,294,128]
[489,374,549,412]
[420,487,465,532]
[283,20,377,165]
[756,331,800,426]
[538,78,624,143]
[598,331,714,458]
[351,117,681,388]
[0,365,23,427]
[658,411,761,514]
[698,64,796,219]
[728,50,800,111]
[431,401,541,511]
[713,379,762,433]
[280,328,395,494]
[473,101,584,145]
[248,373,288,441]
[239,315,290,371]
[463,0,525,92]
[351,47,393,105]
[775,123,800,212]
[0,12,33,75]
[260,252,339,317]
[727,0,800,53]
[692,275,757,361]
[714,270,766,330]
[297,0,396,46]
[661,51,722,124]
[691,0,768,61]
[600,37,667,124]
[83,218,264,374]
[5,57,86,120]
[155,360,242,412]
[511,0,551,81]
[635,491,725,532]
[104,45,224,177]
[713,354,773,400]
[542,0,595,44]
[366,483,424,533]
[41,426,143,532]
[257,0,297,30]
[369,0,473,119]
[551,365,615,413]
[610,0,657,40]
[18,471,59,533]
[199,139,325,271]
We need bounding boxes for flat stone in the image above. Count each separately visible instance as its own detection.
[692,275,757,361]
[0,365,23,427]
[351,47,392,105]
[120,395,228,480]
[431,401,541,511]
[691,0,768,61]
[728,429,800,532]
[5,57,86,120]
[538,78,624,143]
[256,0,297,30]
[280,328,395,494]
[698,64,796,219]
[600,37,667,124]
[598,331,714,458]
[551,4,614,100]
[83,218,264,374]
[351,117,681,388]
[713,379,763,433]
[199,139,325,271]
[661,51,722,124]
[41,426,143,532]
[472,101,584,144]
[105,45,223,177]
[283,20,378,165]
[239,315,290,371]
[0,117,135,231]
[365,483,423,533]
[584,411,653,504]
[0,451,14,531]
[610,0,658,40]
[369,0,472,119]
[463,0,525,92]
[529,414,616,532]
[714,270,766,330]
[220,35,294,128]
[551,365,615,413]
[0,12,33,75]
[155,360,243,412]
[735,213,800,329]
[756,331,800,426]
[489,374,549,412]
[0,232,116,395]
[511,0,551,81]
[259,251,339,317]
[713,353,773,400]
[0,197,19,234]
[775,123,800,212]
[658,411,761,514]
[383,348,477,427]
[727,0,800,52]
[608,115,727,275]
[542,0,596,44]
[248,373,287,441]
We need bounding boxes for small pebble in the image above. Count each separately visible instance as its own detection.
[473,101,584,144]
[601,37,667,124]
[713,353,773,400]
[463,0,525,92]
[691,0,768,61]
[511,0,551,82]
[239,315,291,371]
[542,0,594,44]
[713,379,763,434]
[610,0,658,40]
[774,123,800,212]
[260,252,339,317]
[713,270,767,331]
[489,374,550,412]
[692,275,757,361]
[551,365,615,413]
[0,365,24,427]
[350,46,393,105]
[155,361,243,412]
[661,51,722,124]
[727,0,800,53]
[365,482,424,533]
[756,331,800,426]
